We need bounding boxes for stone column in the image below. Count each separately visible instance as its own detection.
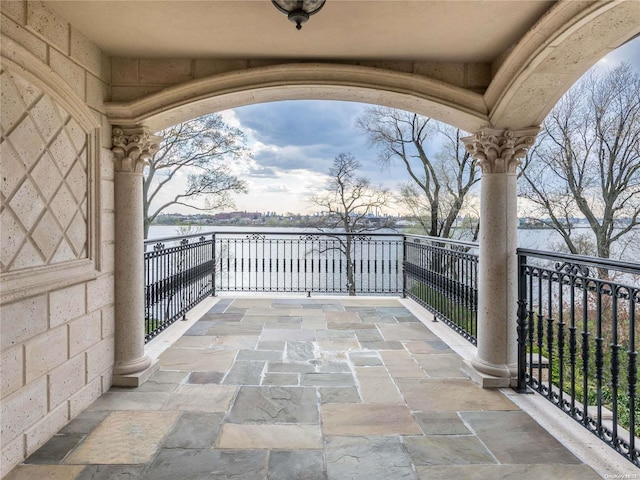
[462,127,539,387]
[111,126,162,387]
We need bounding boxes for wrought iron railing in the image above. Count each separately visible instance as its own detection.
[144,233,215,341]
[402,235,479,344]
[144,231,403,340]
[143,229,640,464]
[215,231,403,295]
[516,249,640,466]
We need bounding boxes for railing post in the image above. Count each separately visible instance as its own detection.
[402,235,407,298]
[211,233,216,296]
[514,252,530,393]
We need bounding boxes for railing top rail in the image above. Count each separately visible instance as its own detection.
[517,247,640,276]
[144,230,404,246]
[403,234,479,249]
[144,231,216,245]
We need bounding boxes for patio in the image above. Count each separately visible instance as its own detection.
[5,297,606,480]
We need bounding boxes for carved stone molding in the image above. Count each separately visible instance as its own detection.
[462,127,539,174]
[112,126,162,173]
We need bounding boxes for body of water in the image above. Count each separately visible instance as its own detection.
[148,225,637,260]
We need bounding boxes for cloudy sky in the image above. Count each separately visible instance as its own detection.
[154,38,640,216]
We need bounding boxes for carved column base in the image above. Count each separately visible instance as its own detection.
[463,358,512,388]
[113,356,159,387]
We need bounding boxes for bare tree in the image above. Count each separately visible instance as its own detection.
[310,153,394,295]
[144,114,250,238]
[520,63,640,260]
[357,107,479,239]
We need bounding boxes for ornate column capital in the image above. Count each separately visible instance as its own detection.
[462,127,539,174]
[112,126,162,173]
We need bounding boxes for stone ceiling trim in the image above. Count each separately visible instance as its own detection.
[486,0,640,129]
[105,63,489,133]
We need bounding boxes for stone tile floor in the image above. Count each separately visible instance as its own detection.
[6,297,602,480]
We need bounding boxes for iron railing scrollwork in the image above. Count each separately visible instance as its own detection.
[144,233,216,341]
[516,248,640,466]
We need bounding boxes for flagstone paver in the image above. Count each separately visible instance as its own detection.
[403,435,497,465]
[319,386,360,404]
[212,335,259,349]
[285,340,315,361]
[161,384,237,412]
[85,391,171,411]
[354,366,404,403]
[4,465,86,480]
[143,448,268,480]
[187,371,224,384]
[404,339,451,354]
[321,403,422,435]
[325,436,417,480]
[222,360,266,385]
[349,351,383,365]
[58,411,109,435]
[217,424,322,449]
[262,372,298,386]
[24,435,84,464]
[413,411,470,435]
[6,297,603,480]
[396,377,519,411]
[379,350,425,378]
[413,352,468,377]
[161,411,224,448]
[415,464,602,480]
[65,411,179,464]
[227,386,318,424]
[267,450,325,480]
[75,465,145,480]
[172,335,217,348]
[301,372,355,387]
[158,347,237,371]
[460,411,585,465]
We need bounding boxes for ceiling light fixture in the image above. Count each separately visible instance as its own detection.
[271,0,326,30]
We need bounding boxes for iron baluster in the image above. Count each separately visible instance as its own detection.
[628,290,637,460]
[595,282,604,436]
[581,278,591,428]
[557,270,565,407]
[515,253,528,392]
[610,285,620,448]
[537,270,544,391]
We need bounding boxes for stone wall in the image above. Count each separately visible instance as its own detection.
[110,57,491,102]
[0,1,114,475]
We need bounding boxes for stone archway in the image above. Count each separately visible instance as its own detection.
[104,1,639,134]
[105,0,639,387]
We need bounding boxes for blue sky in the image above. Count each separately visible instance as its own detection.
[160,37,640,216]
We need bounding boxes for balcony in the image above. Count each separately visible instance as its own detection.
[5,232,637,479]
[5,295,613,479]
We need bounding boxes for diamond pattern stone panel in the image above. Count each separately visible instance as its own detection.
[0,69,88,273]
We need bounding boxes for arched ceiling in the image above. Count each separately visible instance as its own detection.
[44,0,640,132]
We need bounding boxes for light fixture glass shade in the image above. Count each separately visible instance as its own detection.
[272,0,326,30]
